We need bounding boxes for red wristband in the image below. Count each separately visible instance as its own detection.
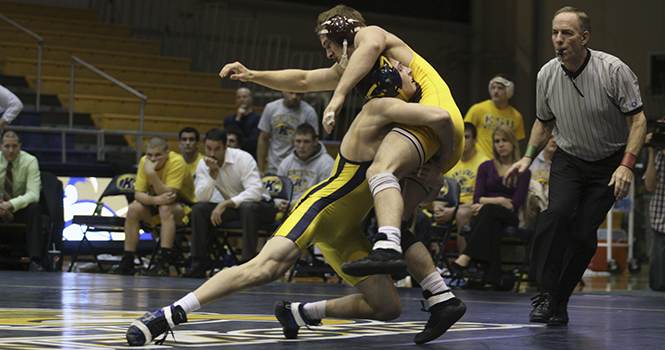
[620,152,637,171]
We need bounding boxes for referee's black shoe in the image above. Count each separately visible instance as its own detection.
[547,299,569,326]
[529,292,555,323]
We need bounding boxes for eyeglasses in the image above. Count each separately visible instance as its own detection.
[180,137,197,142]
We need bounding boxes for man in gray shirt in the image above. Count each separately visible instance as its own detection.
[257,92,318,175]
[505,6,646,326]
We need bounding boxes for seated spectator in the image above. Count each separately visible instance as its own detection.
[521,135,557,229]
[529,135,557,200]
[434,122,490,252]
[276,123,334,213]
[225,125,244,149]
[185,128,278,278]
[223,87,261,158]
[257,91,318,175]
[451,125,530,288]
[110,137,197,276]
[0,84,23,130]
[464,75,525,159]
[178,127,204,177]
[0,131,43,272]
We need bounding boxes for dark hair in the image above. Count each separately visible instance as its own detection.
[554,6,591,35]
[179,127,200,142]
[295,123,317,138]
[225,125,244,146]
[1,130,20,143]
[464,122,477,139]
[205,128,227,144]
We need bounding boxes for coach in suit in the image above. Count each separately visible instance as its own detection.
[0,131,43,272]
[504,6,646,326]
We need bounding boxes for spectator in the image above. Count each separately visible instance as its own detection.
[257,92,318,176]
[277,123,334,212]
[529,135,557,200]
[451,125,530,289]
[434,122,490,252]
[110,137,197,276]
[0,131,43,272]
[185,128,278,277]
[464,74,525,158]
[0,84,23,130]
[643,131,665,291]
[225,125,244,149]
[178,127,204,177]
[223,88,260,158]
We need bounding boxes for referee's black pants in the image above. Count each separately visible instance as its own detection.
[532,148,622,302]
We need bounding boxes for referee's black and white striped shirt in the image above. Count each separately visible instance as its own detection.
[537,48,643,162]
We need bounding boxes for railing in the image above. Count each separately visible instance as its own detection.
[5,125,176,163]
[0,13,44,111]
[69,56,148,163]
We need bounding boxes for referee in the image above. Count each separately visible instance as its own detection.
[504,6,646,326]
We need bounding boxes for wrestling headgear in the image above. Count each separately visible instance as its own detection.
[355,56,409,101]
[488,76,515,99]
[318,15,362,69]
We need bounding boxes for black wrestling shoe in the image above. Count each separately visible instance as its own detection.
[274,301,320,339]
[547,299,569,326]
[414,292,466,344]
[126,305,187,346]
[529,292,555,323]
[341,248,407,276]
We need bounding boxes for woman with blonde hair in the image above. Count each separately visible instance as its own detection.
[451,125,530,289]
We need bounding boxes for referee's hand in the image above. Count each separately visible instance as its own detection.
[609,166,633,200]
[503,157,532,188]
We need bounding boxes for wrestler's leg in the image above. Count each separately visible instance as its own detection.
[126,236,302,345]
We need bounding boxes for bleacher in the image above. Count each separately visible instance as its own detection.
[0,0,259,159]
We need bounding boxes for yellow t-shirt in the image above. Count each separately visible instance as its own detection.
[135,151,197,205]
[186,153,205,176]
[464,100,525,158]
[444,151,491,203]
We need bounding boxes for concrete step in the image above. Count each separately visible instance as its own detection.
[2,57,219,87]
[0,26,161,55]
[27,75,237,105]
[0,12,131,37]
[0,41,190,71]
[0,0,100,22]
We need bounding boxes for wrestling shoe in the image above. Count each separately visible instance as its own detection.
[126,305,187,346]
[414,291,467,344]
[529,292,555,323]
[341,234,407,277]
[274,301,320,339]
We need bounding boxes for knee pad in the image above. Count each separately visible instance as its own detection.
[368,172,400,197]
[401,228,420,252]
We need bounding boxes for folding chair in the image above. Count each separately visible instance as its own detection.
[69,173,136,272]
[501,226,534,292]
[211,175,293,268]
[430,177,461,269]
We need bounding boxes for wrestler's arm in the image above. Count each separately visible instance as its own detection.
[324,27,386,119]
[370,98,454,148]
[220,61,342,92]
